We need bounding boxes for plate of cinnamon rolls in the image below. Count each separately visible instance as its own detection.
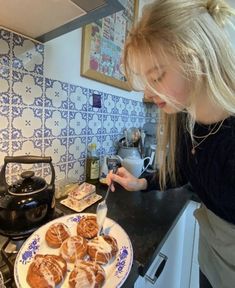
[14,213,133,288]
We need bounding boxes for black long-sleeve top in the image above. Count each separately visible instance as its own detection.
[144,116,235,225]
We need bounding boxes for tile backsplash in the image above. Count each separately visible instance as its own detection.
[0,28,157,183]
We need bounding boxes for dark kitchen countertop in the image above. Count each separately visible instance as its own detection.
[57,182,200,288]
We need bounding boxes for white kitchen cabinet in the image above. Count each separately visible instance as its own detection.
[180,201,200,288]
[134,200,200,288]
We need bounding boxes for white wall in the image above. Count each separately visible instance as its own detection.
[44,28,143,101]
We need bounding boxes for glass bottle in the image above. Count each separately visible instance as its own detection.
[86,143,100,184]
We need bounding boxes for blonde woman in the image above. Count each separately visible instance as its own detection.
[108,0,235,287]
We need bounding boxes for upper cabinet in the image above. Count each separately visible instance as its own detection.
[0,0,124,43]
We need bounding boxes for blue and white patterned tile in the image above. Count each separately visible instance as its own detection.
[11,162,42,175]
[102,114,117,134]
[115,96,126,115]
[55,163,67,181]
[68,137,86,161]
[67,160,85,182]
[45,78,69,109]
[12,70,43,106]
[12,139,42,156]
[130,116,140,128]
[12,34,44,74]
[124,118,133,129]
[44,163,67,183]
[44,138,67,164]
[87,90,103,113]
[130,100,138,116]
[0,66,10,105]
[42,165,55,183]
[69,85,88,111]
[126,100,135,116]
[0,143,9,167]
[11,106,42,139]
[11,163,43,176]
[11,168,43,182]
[101,134,117,155]
[136,101,145,117]
[114,115,125,134]
[69,111,87,136]
[87,113,102,135]
[119,115,128,129]
[102,93,118,114]
[0,29,11,66]
[96,135,106,156]
[44,110,68,137]
[121,98,129,116]
[0,105,9,140]
[136,117,146,128]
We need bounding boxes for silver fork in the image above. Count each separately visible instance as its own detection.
[96,165,118,236]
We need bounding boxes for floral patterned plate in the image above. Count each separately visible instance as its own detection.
[14,213,133,288]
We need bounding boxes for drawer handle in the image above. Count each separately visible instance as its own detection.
[145,253,168,284]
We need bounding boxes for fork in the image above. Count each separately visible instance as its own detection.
[96,165,118,236]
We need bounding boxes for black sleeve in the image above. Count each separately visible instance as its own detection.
[140,169,188,192]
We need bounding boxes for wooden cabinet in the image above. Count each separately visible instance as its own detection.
[134,200,200,288]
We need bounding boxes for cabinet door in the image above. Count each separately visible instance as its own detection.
[180,201,200,288]
[135,208,186,288]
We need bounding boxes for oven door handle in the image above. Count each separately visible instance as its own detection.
[145,252,168,284]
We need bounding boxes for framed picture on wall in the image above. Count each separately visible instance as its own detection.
[81,0,139,91]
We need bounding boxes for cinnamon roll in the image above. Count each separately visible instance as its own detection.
[26,254,67,288]
[45,223,70,248]
[60,235,87,263]
[87,235,118,265]
[77,215,98,239]
[69,260,105,288]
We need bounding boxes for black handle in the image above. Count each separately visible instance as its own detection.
[0,155,55,193]
[155,254,167,278]
[4,155,52,164]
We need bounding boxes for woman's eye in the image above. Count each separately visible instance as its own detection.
[153,72,165,83]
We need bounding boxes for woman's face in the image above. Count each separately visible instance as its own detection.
[142,54,191,114]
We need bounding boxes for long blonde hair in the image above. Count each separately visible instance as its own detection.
[123,0,235,189]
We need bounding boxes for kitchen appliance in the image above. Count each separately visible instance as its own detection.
[0,155,55,238]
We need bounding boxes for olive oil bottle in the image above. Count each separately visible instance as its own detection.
[86,143,100,184]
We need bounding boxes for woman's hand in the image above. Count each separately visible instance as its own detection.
[107,167,148,192]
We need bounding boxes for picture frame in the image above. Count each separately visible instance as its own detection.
[81,0,139,91]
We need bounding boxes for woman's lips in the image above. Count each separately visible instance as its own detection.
[156,102,166,108]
